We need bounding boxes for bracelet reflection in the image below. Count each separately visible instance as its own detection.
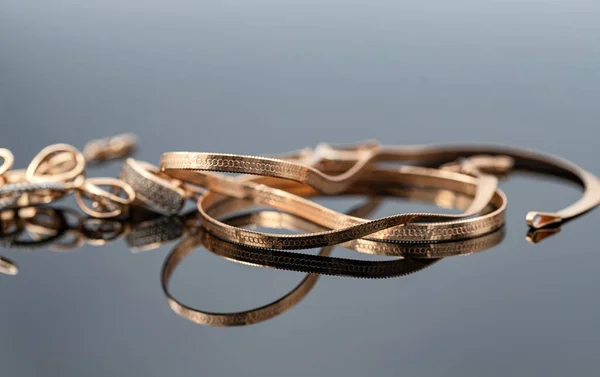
[1,195,505,327]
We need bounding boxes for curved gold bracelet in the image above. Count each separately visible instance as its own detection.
[197,166,505,249]
[120,154,498,248]
[155,153,505,248]
[203,208,505,263]
[161,204,504,327]
[303,143,600,228]
[161,149,499,219]
[120,158,189,216]
[125,180,503,258]
[161,200,436,327]
[160,145,381,195]
[162,232,438,327]
[161,142,600,229]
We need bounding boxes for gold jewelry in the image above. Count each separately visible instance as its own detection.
[161,200,430,327]
[0,137,137,218]
[309,142,600,228]
[0,178,500,276]
[73,177,136,218]
[197,166,505,249]
[160,147,499,213]
[26,144,86,184]
[157,148,505,249]
[120,158,189,216]
[162,232,435,326]
[161,142,600,230]
[161,202,503,326]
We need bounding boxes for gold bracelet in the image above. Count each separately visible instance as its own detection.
[162,233,438,327]
[153,147,506,249]
[203,206,505,262]
[161,201,503,326]
[0,180,500,276]
[161,142,600,229]
[160,147,500,218]
[120,158,190,216]
[197,166,505,249]
[161,200,422,327]
[125,155,505,248]
[298,142,600,228]
[125,184,503,258]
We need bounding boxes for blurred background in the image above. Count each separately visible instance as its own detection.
[1,1,599,376]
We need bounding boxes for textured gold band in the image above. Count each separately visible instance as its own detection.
[161,201,504,326]
[161,142,600,229]
[196,166,506,249]
[158,146,507,249]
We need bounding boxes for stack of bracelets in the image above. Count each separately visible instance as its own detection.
[1,135,599,325]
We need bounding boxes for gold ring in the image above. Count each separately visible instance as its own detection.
[74,177,136,218]
[120,158,187,215]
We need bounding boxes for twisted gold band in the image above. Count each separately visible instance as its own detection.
[161,142,600,229]
[161,201,425,327]
[161,200,504,326]
[197,167,505,249]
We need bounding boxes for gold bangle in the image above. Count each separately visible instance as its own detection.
[0,188,501,278]
[208,207,505,259]
[312,142,600,228]
[161,200,432,327]
[161,142,600,229]
[160,148,500,216]
[120,158,189,216]
[126,184,503,258]
[160,145,380,195]
[157,152,504,248]
[162,232,438,327]
[161,201,503,326]
[196,166,506,249]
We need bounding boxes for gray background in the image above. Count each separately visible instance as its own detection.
[1,1,600,376]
